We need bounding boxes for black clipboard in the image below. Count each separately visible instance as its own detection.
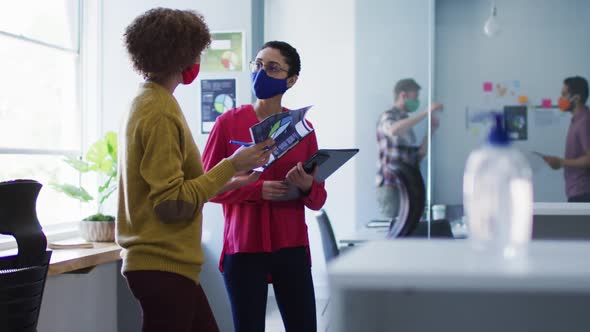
[304,149,359,182]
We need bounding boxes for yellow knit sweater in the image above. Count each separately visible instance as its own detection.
[116,82,235,285]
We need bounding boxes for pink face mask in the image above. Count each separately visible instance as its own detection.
[181,63,200,85]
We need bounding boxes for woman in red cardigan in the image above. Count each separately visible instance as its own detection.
[202,41,327,332]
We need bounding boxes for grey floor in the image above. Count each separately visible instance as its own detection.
[265,297,330,332]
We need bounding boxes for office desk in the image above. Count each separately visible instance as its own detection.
[534,202,590,215]
[532,203,590,240]
[339,220,465,245]
[328,239,590,332]
[341,203,590,244]
[339,227,390,245]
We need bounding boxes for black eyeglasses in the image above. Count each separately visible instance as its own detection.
[249,60,289,74]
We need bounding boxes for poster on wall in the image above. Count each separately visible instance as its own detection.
[504,105,528,140]
[201,79,236,133]
[201,32,244,72]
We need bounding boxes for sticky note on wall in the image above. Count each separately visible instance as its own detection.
[483,82,493,92]
[518,95,529,104]
[541,98,552,108]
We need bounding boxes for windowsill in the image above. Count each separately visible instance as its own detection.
[46,239,121,276]
[0,222,81,251]
[0,235,121,276]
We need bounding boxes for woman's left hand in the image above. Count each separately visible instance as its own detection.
[286,162,317,194]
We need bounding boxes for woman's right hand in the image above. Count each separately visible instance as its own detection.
[262,181,290,201]
[228,137,275,172]
[217,171,262,195]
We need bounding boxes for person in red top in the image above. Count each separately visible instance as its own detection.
[202,41,327,332]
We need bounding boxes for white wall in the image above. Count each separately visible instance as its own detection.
[38,263,118,332]
[264,0,357,295]
[433,0,590,204]
[100,1,257,331]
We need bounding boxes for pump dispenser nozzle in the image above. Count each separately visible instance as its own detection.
[488,113,509,146]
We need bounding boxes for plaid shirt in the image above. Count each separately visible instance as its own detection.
[376,107,419,186]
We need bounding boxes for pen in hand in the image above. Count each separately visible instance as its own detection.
[229,140,254,147]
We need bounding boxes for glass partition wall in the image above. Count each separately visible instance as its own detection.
[266,0,588,239]
[356,0,436,236]
[428,0,590,236]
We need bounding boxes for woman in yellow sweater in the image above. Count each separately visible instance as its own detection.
[117,8,273,332]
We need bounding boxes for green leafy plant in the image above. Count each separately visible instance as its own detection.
[50,131,118,222]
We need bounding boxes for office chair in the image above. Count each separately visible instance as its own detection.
[386,161,425,238]
[386,162,456,238]
[0,179,52,332]
[315,209,340,263]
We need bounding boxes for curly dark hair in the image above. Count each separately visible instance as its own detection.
[261,41,301,77]
[124,8,211,78]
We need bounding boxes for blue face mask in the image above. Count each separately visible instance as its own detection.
[251,69,288,99]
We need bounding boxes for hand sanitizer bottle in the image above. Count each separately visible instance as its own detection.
[463,114,533,259]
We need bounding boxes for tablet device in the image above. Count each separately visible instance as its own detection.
[303,151,331,173]
[304,149,359,182]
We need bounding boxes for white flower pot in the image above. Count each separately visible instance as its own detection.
[79,220,115,242]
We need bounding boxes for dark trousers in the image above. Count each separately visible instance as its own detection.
[125,270,220,332]
[222,246,317,332]
[568,192,590,202]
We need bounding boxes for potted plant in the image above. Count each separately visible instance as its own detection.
[50,131,118,242]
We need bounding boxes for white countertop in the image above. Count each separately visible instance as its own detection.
[534,202,590,215]
[329,239,590,293]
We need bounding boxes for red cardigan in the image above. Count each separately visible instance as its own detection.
[202,105,327,270]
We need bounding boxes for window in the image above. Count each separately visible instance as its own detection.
[0,1,93,225]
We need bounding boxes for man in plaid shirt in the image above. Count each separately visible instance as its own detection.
[376,78,442,220]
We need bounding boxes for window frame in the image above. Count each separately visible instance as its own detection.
[0,0,102,243]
